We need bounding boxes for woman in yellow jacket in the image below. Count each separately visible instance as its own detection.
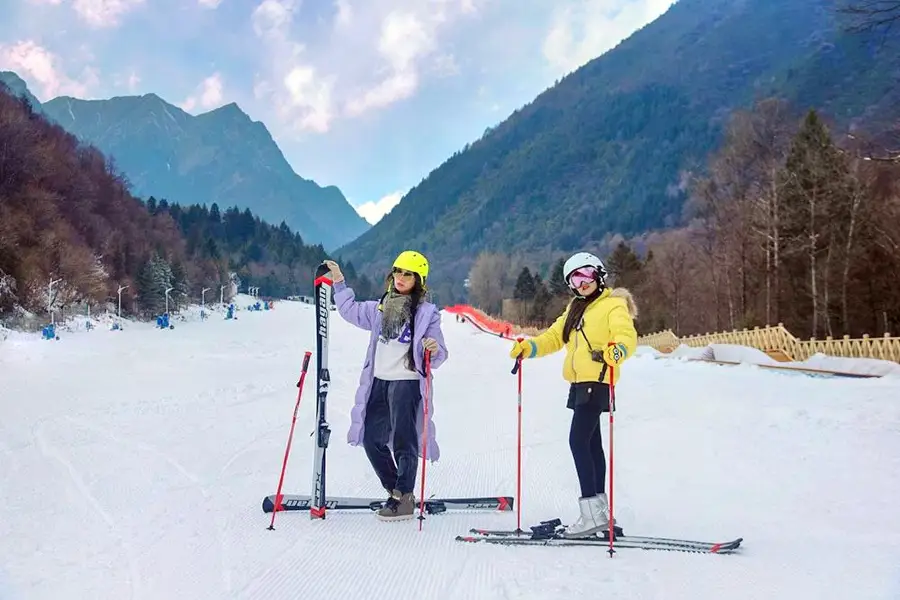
[509,251,638,539]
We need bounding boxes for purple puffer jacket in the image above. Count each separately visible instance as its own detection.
[333,281,449,461]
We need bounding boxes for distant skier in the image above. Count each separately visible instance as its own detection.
[324,251,448,521]
[507,252,638,538]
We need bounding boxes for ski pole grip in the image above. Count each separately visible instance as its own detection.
[298,351,312,387]
[511,337,525,374]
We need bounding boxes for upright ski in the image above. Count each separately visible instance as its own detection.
[310,263,333,519]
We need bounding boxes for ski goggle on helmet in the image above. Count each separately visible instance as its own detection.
[568,267,598,289]
[563,251,608,292]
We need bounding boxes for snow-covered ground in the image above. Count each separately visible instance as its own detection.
[1,294,899,599]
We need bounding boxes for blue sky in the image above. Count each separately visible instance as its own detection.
[0,0,674,223]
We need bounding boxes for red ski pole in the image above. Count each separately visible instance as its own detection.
[267,350,313,530]
[418,350,432,531]
[510,337,525,534]
[607,345,617,557]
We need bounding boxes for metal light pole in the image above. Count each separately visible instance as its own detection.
[220,284,227,306]
[117,285,129,320]
[165,287,174,315]
[202,287,210,309]
[48,278,61,325]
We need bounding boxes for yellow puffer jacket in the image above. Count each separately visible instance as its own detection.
[523,288,638,384]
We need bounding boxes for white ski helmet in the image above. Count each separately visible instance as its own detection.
[563,252,608,290]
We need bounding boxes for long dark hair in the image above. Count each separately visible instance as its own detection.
[562,286,603,344]
[383,272,426,371]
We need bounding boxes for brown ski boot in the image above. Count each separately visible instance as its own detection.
[376,489,416,521]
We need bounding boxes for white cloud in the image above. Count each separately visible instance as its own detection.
[252,0,298,40]
[180,73,225,112]
[252,0,337,131]
[355,190,405,224]
[346,71,417,117]
[282,66,334,133]
[252,0,476,134]
[113,68,141,92]
[334,0,352,28]
[23,0,143,26]
[542,0,675,76]
[460,0,477,14]
[379,12,434,71]
[198,0,222,7]
[344,11,438,116]
[127,70,140,92]
[0,40,97,100]
[71,0,145,27]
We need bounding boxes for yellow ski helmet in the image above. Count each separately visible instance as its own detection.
[392,250,429,284]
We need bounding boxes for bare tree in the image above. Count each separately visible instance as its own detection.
[838,0,900,33]
[685,98,796,328]
[466,252,511,315]
[840,154,870,331]
[644,230,694,335]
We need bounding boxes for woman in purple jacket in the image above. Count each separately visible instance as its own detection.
[323,251,448,521]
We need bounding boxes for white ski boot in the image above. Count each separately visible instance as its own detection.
[562,493,614,539]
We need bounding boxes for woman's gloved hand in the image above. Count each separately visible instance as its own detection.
[603,342,628,366]
[323,260,344,283]
[509,338,531,359]
[423,338,439,354]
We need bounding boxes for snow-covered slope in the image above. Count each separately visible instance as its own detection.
[1,298,899,599]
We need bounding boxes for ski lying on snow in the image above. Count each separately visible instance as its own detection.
[456,534,742,553]
[469,527,739,549]
[262,494,514,514]
[459,519,742,554]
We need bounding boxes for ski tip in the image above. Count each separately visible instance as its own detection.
[707,537,744,553]
[455,535,480,543]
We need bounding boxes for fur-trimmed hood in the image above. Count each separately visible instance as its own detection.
[609,287,639,319]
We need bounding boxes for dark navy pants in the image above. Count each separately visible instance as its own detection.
[363,378,422,494]
[567,383,609,498]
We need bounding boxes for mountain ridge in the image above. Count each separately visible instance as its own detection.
[334,0,900,300]
[0,71,369,250]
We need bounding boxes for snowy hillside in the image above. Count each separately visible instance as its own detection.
[1,296,899,599]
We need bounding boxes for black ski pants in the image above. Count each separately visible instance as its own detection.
[363,378,422,494]
[567,382,610,498]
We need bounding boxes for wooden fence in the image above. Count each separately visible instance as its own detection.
[637,323,900,364]
[446,301,900,365]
